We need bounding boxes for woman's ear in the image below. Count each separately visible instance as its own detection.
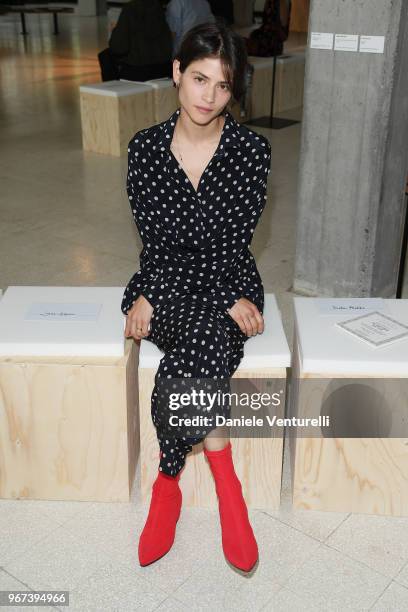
[172,59,181,85]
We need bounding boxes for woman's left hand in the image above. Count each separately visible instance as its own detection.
[227,297,264,336]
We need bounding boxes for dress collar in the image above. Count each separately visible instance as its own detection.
[151,107,243,158]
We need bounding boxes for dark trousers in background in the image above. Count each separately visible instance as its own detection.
[98,48,173,82]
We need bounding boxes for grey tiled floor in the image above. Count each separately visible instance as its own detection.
[1,11,408,612]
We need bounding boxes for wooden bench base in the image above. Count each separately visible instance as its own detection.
[0,339,139,502]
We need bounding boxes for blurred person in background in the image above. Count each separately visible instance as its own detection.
[208,0,234,25]
[98,0,173,82]
[165,0,215,57]
[245,0,291,57]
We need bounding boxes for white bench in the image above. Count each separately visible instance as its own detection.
[138,293,291,509]
[144,78,179,123]
[290,297,408,516]
[249,52,305,118]
[79,80,155,156]
[0,286,138,502]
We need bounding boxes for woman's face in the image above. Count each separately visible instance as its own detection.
[173,56,233,124]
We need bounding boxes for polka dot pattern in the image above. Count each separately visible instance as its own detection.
[122,107,271,316]
[121,107,272,476]
[149,294,250,476]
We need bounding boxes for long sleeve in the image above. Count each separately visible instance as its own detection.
[125,136,271,312]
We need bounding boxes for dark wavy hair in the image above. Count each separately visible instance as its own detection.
[174,21,249,104]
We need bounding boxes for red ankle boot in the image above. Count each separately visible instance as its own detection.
[138,468,182,566]
[204,442,258,572]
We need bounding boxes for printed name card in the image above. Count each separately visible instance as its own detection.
[310,32,334,50]
[25,302,102,322]
[316,298,385,315]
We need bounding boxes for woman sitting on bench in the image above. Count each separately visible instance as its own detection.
[122,21,271,572]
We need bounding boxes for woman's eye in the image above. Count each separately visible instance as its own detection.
[195,77,204,83]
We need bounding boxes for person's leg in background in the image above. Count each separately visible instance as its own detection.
[97,48,121,81]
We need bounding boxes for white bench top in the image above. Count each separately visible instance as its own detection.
[0,286,126,357]
[119,78,174,90]
[145,78,174,89]
[79,80,152,98]
[294,297,408,375]
[139,293,290,370]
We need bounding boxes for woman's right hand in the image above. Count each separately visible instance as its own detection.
[227,297,264,336]
[124,295,153,340]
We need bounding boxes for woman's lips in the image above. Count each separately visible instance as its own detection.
[196,106,213,113]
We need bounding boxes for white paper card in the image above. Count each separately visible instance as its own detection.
[334,34,359,52]
[317,298,385,315]
[310,32,334,50]
[359,35,385,54]
[25,302,102,322]
[335,311,408,348]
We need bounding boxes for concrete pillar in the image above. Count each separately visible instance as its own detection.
[293,0,408,297]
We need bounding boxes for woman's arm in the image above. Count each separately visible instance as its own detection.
[125,136,271,311]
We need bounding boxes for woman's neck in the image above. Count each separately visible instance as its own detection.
[175,106,226,147]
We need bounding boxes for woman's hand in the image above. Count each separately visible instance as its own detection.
[227,297,264,336]
[124,295,153,340]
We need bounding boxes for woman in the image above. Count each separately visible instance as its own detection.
[122,22,271,572]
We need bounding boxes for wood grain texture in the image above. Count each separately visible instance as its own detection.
[250,56,305,118]
[289,0,310,33]
[150,83,179,123]
[139,366,287,509]
[0,339,139,502]
[80,89,155,157]
[289,327,408,516]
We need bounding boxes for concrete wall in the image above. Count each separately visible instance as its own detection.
[293,0,408,297]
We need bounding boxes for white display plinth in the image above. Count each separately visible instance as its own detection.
[0,286,125,357]
[290,297,408,516]
[0,286,139,502]
[139,293,291,509]
[79,80,151,98]
[79,80,155,156]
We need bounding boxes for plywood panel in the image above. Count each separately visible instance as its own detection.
[80,89,155,157]
[289,328,408,516]
[0,339,139,502]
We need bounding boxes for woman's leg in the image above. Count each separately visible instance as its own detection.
[203,424,230,451]
[202,307,258,572]
[97,48,120,81]
[148,298,237,474]
[137,299,234,565]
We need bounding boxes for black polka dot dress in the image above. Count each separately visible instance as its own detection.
[122,107,271,476]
